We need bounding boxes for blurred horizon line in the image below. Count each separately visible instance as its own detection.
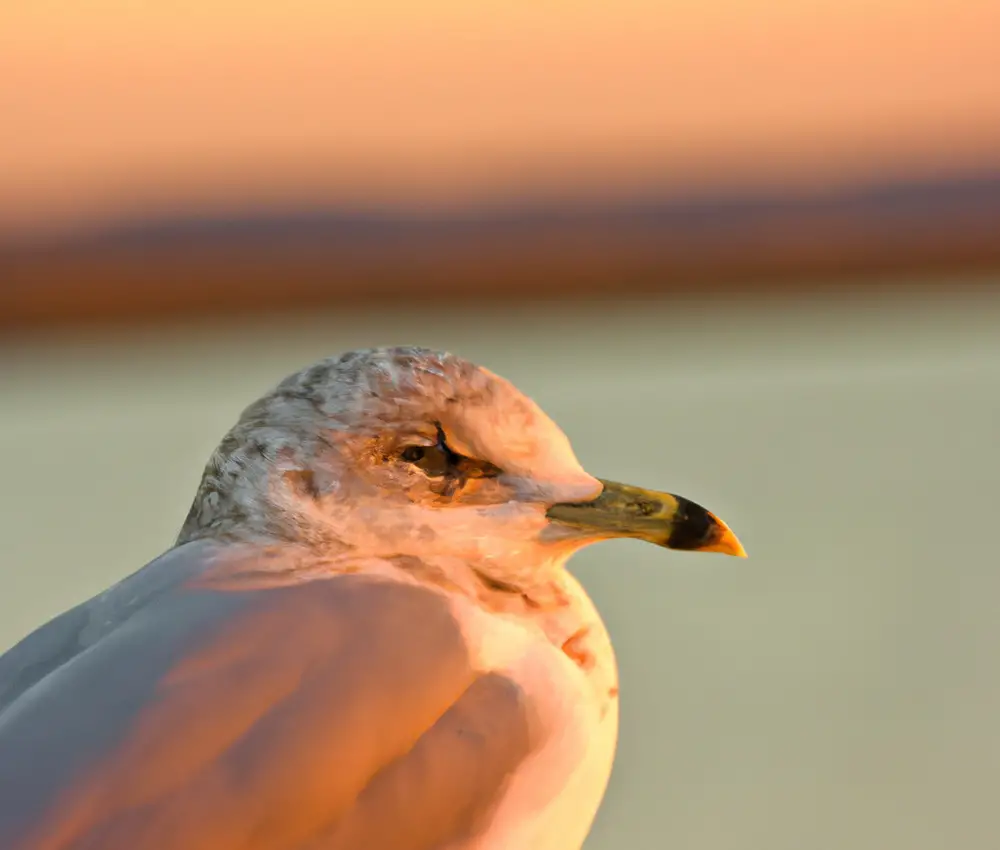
[3,166,1000,248]
[3,166,999,336]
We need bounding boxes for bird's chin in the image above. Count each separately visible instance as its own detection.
[537,519,608,553]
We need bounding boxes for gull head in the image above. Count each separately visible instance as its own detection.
[179,347,744,577]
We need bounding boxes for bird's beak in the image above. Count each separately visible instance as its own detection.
[546,479,747,557]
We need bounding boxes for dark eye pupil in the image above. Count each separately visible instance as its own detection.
[401,446,426,463]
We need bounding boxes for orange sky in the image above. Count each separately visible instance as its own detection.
[2,0,999,235]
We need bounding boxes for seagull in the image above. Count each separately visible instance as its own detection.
[0,346,745,850]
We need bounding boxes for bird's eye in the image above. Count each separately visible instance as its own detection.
[399,444,451,477]
[400,446,426,463]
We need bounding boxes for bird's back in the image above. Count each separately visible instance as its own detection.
[0,542,615,850]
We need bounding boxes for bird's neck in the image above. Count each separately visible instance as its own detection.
[374,552,620,720]
[195,540,620,720]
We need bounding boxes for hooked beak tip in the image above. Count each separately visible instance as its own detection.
[701,515,748,558]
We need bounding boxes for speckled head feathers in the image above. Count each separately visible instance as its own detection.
[177,348,599,557]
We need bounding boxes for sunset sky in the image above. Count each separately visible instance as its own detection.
[3,0,999,235]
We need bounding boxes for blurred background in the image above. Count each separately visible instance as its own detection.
[2,2,1000,848]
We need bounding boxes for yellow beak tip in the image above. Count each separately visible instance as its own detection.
[703,519,748,558]
[701,539,748,558]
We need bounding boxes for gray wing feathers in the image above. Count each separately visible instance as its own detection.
[0,545,539,850]
[0,547,256,848]
[321,672,539,850]
[0,540,221,715]
[0,600,93,715]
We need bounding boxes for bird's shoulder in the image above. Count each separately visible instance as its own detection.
[0,542,581,850]
[0,539,222,715]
